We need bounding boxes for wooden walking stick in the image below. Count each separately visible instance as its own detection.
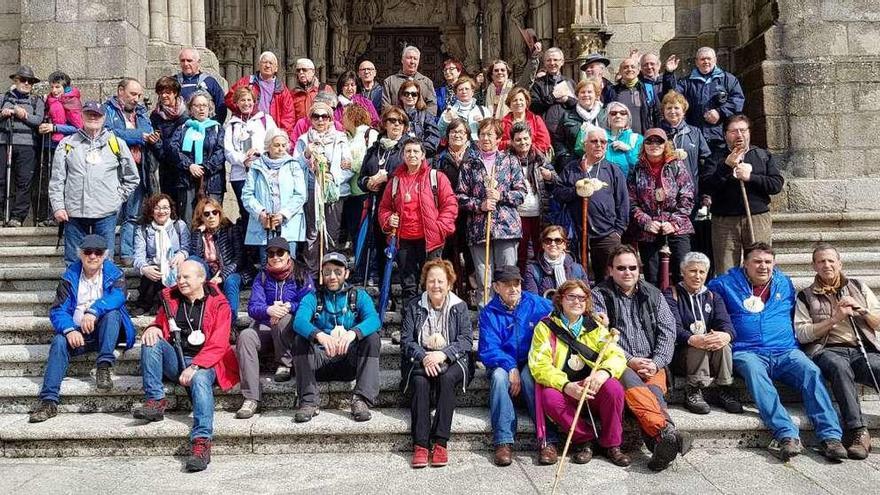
[581,197,589,267]
[739,180,755,244]
[552,328,620,495]
[575,177,606,273]
[483,164,498,305]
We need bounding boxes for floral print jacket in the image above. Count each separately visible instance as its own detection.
[628,157,695,242]
[456,151,527,245]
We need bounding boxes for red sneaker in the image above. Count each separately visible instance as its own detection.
[411,445,429,468]
[430,444,448,467]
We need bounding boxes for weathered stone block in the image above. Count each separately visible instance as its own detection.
[646,22,675,43]
[78,0,123,22]
[0,40,18,63]
[846,179,880,210]
[777,0,822,24]
[839,114,880,148]
[20,0,53,22]
[56,47,89,80]
[21,22,97,49]
[0,13,20,40]
[783,21,848,58]
[821,1,880,22]
[0,0,21,15]
[761,85,789,116]
[790,115,838,151]
[634,0,673,6]
[794,61,837,85]
[779,150,815,179]
[864,149,880,177]
[625,6,664,24]
[86,46,127,79]
[788,84,853,116]
[812,149,868,179]
[56,0,78,21]
[761,60,795,86]
[855,84,880,111]
[609,23,643,43]
[764,115,790,150]
[20,48,57,78]
[786,179,848,212]
[847,22,880,56]
[836,61,880,83]
[606,7,626,25]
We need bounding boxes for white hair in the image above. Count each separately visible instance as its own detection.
[544,47,565,60]
[696,47,716,59]
[605,101,631,128]
[187,90,215,117]
[583,124,605,140]
[680,251,712,272]
[178,47,201,62]
[401,46,420,59]
[264,127,290,149]
[259,51,279,65]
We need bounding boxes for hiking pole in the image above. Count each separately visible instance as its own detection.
[552,328,620,495]
[841,286,880,394]
[575,177,606,277]
[739,179,755,244]
[35,131,46,226]
[4,120,12,225]
[483,165,497,306]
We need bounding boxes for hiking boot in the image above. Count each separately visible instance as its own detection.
[132,398,167,422]
[684,385,710,414]
[571,443,592,464]
[538,444,558,465]
[769,437,801,461]
[676,429,693,456]
[648,425,679,471]
[130,306,147,317]
[411,445,429,468]
[494,443,513,466]
[391,331,401,345]
[821,439,847,463]
[845,427,871,460]
[185,437,212,472]
[430,444,448,467]
[717,385,744,414]
[605,446,631,467]
[235,399,259,419]
[95,364,112,391]
[28,400,57,423]
[293,404,319,423]
[5,219,22,228]
[351,395,372,422]
[273,366,292,382]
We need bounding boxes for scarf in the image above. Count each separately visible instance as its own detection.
[379,137,399,150]
[151,221,177,287]
[155,97,186,121]
[418,291,462,350]
[182,119,219,164]
[575,101,603,124]
[267,257,294,281]
[262,154,289,171]
[622,78,639,89]
[544,253,567,288]
[647,155,665,184]
[455,99,476,119]
[202,228,220,275]
[257,77,275,114]
[307,127,337,149]
[560,314,585,338]
[813,273,845,295]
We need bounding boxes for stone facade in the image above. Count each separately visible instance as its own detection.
[0,0,20,82]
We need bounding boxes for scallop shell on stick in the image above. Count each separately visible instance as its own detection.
[575,178,607,198]
[330,326,347,338]
[425,333,447,350]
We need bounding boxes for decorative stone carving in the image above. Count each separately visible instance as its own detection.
[347,31,371,67]
[285,0,308,60]
[308,0,328,77]
[461,0,480,70]
[262,0,284,51]
[381,0,448,25]
[529,0,553,45]
[351,0,382,25]
[329,0,348,76]
[504,0,528,72]
[484,0,502,64]
[439,30,466,67]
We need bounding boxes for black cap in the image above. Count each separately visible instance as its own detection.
[9,65,39,83]
[79,234,107,251]
[266,236,290,252]
[579,53,611,72]
[493,265,522,283]
[81,101,105,116]
[321,252,348,267]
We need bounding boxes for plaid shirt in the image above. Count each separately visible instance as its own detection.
[592,282,676,369]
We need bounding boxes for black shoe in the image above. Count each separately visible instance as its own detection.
[717,385,744,414]
[185,437,212,472]
[351,395,372,422]
[684,385,710,414]
[273,366,292,382]
[294,404,319,423]
[132,398,167,422]
[844,427,871,460]
[28,400,58,423]
[769,437,802,461]
[95,365,112,391]
[648,426,679,471]
[821,439,847,463]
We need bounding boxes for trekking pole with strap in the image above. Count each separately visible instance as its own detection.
[3,118,12,224]
[35,126,47,227]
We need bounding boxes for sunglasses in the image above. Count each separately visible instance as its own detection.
[645,138,666,145]
[564,294,587,303]
[322,267,346,277]
[402,91,419,97]
[266,249,287,258]
[542,237,566,246]
[608,110,629,116]
[385,118,404,125]
[615,265,639,272]
[82,249,105,257]
[311,113,331,120]
[202,210,220,217]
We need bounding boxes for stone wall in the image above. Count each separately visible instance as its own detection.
[605,0,677,64]
[0,0,20,82]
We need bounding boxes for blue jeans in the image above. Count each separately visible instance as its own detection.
[734,348,842,442]
[141,339,217,440]
[39,309,123,403]
[118,183,145,259]
[488,365,558,446]
[63,215,118,266]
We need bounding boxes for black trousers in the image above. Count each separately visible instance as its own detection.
[812,345,880,430]
[410,362,465,448]
[396,238,442,304]
[136,275,164,312]
[585,232,622,284]
[0,143,37,222]
[638,234,691,287]
[293,333,381,408]
[30,145,53,223]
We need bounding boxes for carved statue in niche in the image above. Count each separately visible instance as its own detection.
[382,0,447,25]
[529,0,553,45]
[504,0,527,71]
[348,32,371,67]
[352,0,382,25]
[329,0,349,76]
[461,0,479,70]
[262,0,284,52]
[308,0,329,77]
[484,0,502,63]
[285,0,308,60]
[440,32,466,67]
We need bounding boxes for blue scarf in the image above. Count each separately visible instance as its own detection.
[561,314,585,338]
[261,154,290,170]
[689,66,724,83]
[182,118,219,164]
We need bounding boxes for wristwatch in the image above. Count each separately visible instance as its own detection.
[189,364,201,371]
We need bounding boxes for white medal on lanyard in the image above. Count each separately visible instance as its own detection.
[567,355,585,371]
[86,150,101,164]
[743,295,765,313]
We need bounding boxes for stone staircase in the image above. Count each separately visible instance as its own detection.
[0,212,879,458]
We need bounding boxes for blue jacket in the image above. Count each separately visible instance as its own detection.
[707,267,798,354]
[241,155,307,245]
[248,267,314,328]
[170,122,226,193]
[176,72,228,124]
[132,219,190,273]
[663,66,745,144]
[293,284,381,341]
[102,97,153,147]
[49,259,136,349]
[478,291,552,371]
[605,128,643,178]
[663,283,735,346]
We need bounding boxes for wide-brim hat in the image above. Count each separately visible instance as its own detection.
[580,54,611,72]
[517,27,539,56]
[9,65,39,84]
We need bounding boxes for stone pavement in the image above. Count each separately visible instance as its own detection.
[1,449,878,495]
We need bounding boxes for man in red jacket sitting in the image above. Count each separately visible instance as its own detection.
[132,260,240,472]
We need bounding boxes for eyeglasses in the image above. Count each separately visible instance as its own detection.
[449,129,468,136]
[588,139,608,145]
[645,138,666,145]
[402,91,419,97]
[615,265,639,272]
[443,67,459,72]
[492,68,507,73]
[153,206,171,212]
[16,79,33,85]
[385,118,404,125]
[266,249,287,258]
[82,249,105,257]
[542,237,566,246]
[564,294,587,303]
[202,210,220,217]
[322,267,346,277]
[726,128,750,135]
[608,110,629,116]
[191,103,210,109]
[311,113,331,120]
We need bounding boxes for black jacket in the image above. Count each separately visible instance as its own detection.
[701,145,784,217]
[358,138,405,198]
[529,74,575,116]
[189,224,247,283]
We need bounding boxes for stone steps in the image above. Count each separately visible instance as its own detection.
[770,212,880,233]
[3,403,879,458]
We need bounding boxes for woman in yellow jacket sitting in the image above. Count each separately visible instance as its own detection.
[528,279,631,466]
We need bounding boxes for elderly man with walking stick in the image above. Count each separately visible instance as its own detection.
[700,114,783,274]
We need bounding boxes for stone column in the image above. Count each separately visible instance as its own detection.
[191,0,207,48]
[149,0,169,42]
[168,0,192,46]
[568,0,612,76]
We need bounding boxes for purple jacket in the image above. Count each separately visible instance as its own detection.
[247,267,314,327]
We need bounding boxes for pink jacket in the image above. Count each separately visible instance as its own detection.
[46,87,84,143]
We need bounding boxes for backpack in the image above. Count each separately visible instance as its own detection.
[176,73,210,93]
[315,286,359,319]
[391,168,439,208]
[65,131,122,165]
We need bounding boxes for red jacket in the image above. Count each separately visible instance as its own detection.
[499,111,551,154]
[378,161,459,253]
[225,74,295,139]
[290,82,334,122]
[153,284,240,390]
